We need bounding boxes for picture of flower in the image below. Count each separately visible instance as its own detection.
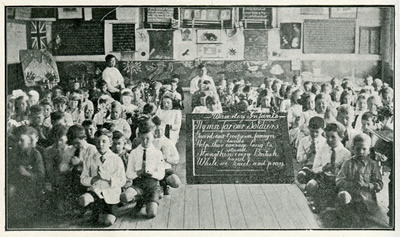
[123,61,142,80]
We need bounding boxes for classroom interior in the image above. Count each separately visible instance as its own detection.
[5,6,394,230]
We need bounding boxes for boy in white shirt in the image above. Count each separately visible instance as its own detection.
[79,128,126,226]
[152,116,181,195]
[306,122,351,213]
[120,118,165,218]
[296,116,326,184]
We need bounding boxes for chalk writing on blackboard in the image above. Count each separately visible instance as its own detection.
[113,24,135,52]
[186,113,294,184]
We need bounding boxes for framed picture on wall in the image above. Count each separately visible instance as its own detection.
[329,8,357,19]
[197,29,221,43]
[58,8,83,19]
[280,23,301,49]
[148,30,174,60]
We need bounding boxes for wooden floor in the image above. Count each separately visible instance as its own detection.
[9,119,391,230]
[111,183,321,229]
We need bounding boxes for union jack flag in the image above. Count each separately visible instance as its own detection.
[29,21,47,49]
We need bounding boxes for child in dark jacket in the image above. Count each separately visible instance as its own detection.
[336,133,383,227]
[8,126,45,222]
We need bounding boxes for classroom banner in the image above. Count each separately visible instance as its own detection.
[186,113,294,184]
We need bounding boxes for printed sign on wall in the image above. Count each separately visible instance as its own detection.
[147,7,174,23]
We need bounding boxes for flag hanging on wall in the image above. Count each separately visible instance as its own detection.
[28,21,47,49]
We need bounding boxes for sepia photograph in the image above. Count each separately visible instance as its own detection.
[3,2,396,234]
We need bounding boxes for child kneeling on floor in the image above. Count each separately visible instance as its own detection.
[120,117,165,218]
[306,122,351,213]
[296,116,326,184]
[79,128,126,226]
[152,116,181,195]
[336,133,383,227]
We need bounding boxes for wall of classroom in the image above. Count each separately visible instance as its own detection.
[6,6,393,92]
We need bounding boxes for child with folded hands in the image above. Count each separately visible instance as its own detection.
[79,128,126,226]
[120,117,165,218]
[336,133,383,227]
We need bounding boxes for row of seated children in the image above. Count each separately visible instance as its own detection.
[295,116,385,227]
[287,76,393,150]
[7,77,183,144]
[88,76,185,112]
[8,115,181,226]
[215,74,392,119]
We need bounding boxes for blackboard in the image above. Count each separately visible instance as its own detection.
[52,21,105,55]
[303,19,356,54]
[112,24,135,52]
[30,7,56,19]
[186,113,294,184]
[91,8,117,20]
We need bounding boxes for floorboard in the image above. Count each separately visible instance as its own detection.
[167,185,185,229]
[118,214,139,229]
[198,184,215,229]
[260,184,296,229]
[285,184,321,228]
[210,184,231,229]
[152,194,172,229]
[235,184,264,229]
[273,184,310,228]
[248,184,281,229]
[183,185,199,229]
[222,184,247,229]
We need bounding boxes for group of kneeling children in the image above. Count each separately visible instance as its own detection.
[296,116,384,227]
[8,115,181,226]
